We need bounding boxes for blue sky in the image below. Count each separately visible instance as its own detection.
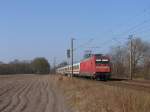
[0,0,150,64]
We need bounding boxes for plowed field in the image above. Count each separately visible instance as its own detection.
[0,75,70,112]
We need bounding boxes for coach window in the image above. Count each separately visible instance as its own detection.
[76,66,78,69]
[75,66,77,69]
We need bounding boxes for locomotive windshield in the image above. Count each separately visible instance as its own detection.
[96,59,109,64]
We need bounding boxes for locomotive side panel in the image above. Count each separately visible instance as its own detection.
[80,56,96,76]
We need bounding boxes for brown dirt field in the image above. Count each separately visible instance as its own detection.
[1,74,150,112]
[0,75,71,112]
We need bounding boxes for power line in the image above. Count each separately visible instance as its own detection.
[74,38,94,51]
[75,18,150,53]
[132,24,150,35]
[113,6,150,34]
[115,19,150,38]
[119,6,150,26]
[130,21,150,33]
[106,18,150,47]
[82,39,116,54]
[72,7,150,58]
[105,7,150,43]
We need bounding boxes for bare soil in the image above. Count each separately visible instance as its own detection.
[0,75,70,112]
[1,74,150,112]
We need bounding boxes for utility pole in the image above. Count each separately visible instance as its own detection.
[67,49,71,65]
[53,57,56,74]
[129,35,133,80]
[71,38,75,77]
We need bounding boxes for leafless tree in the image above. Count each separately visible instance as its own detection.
[110,37,150,79]
[110,45,129,78]
[128,38,150,75]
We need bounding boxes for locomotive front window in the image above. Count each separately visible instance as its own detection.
[96,59,109,64]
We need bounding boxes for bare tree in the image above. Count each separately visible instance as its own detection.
[110,45,129,78]
[128,38,149,75]
[110,37,150,79]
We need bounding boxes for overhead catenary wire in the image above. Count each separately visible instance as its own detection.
[105,18,150,47]
[116,6,150,28]
[74,38,94,51]
[106,6,150,43]
[119,19,150,36]
[90,19,150,51]
[74,7,150,57]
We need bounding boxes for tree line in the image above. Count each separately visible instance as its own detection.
[0,57,50,75]
[110,38,150,79]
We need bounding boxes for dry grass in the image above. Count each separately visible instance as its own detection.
[52,75,150,112]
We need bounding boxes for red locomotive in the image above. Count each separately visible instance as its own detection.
[57,54,111,80]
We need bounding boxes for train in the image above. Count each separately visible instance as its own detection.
[56,54,111,80]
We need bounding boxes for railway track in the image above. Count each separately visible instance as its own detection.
[104,80,150,93]
[74,76,150,93]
